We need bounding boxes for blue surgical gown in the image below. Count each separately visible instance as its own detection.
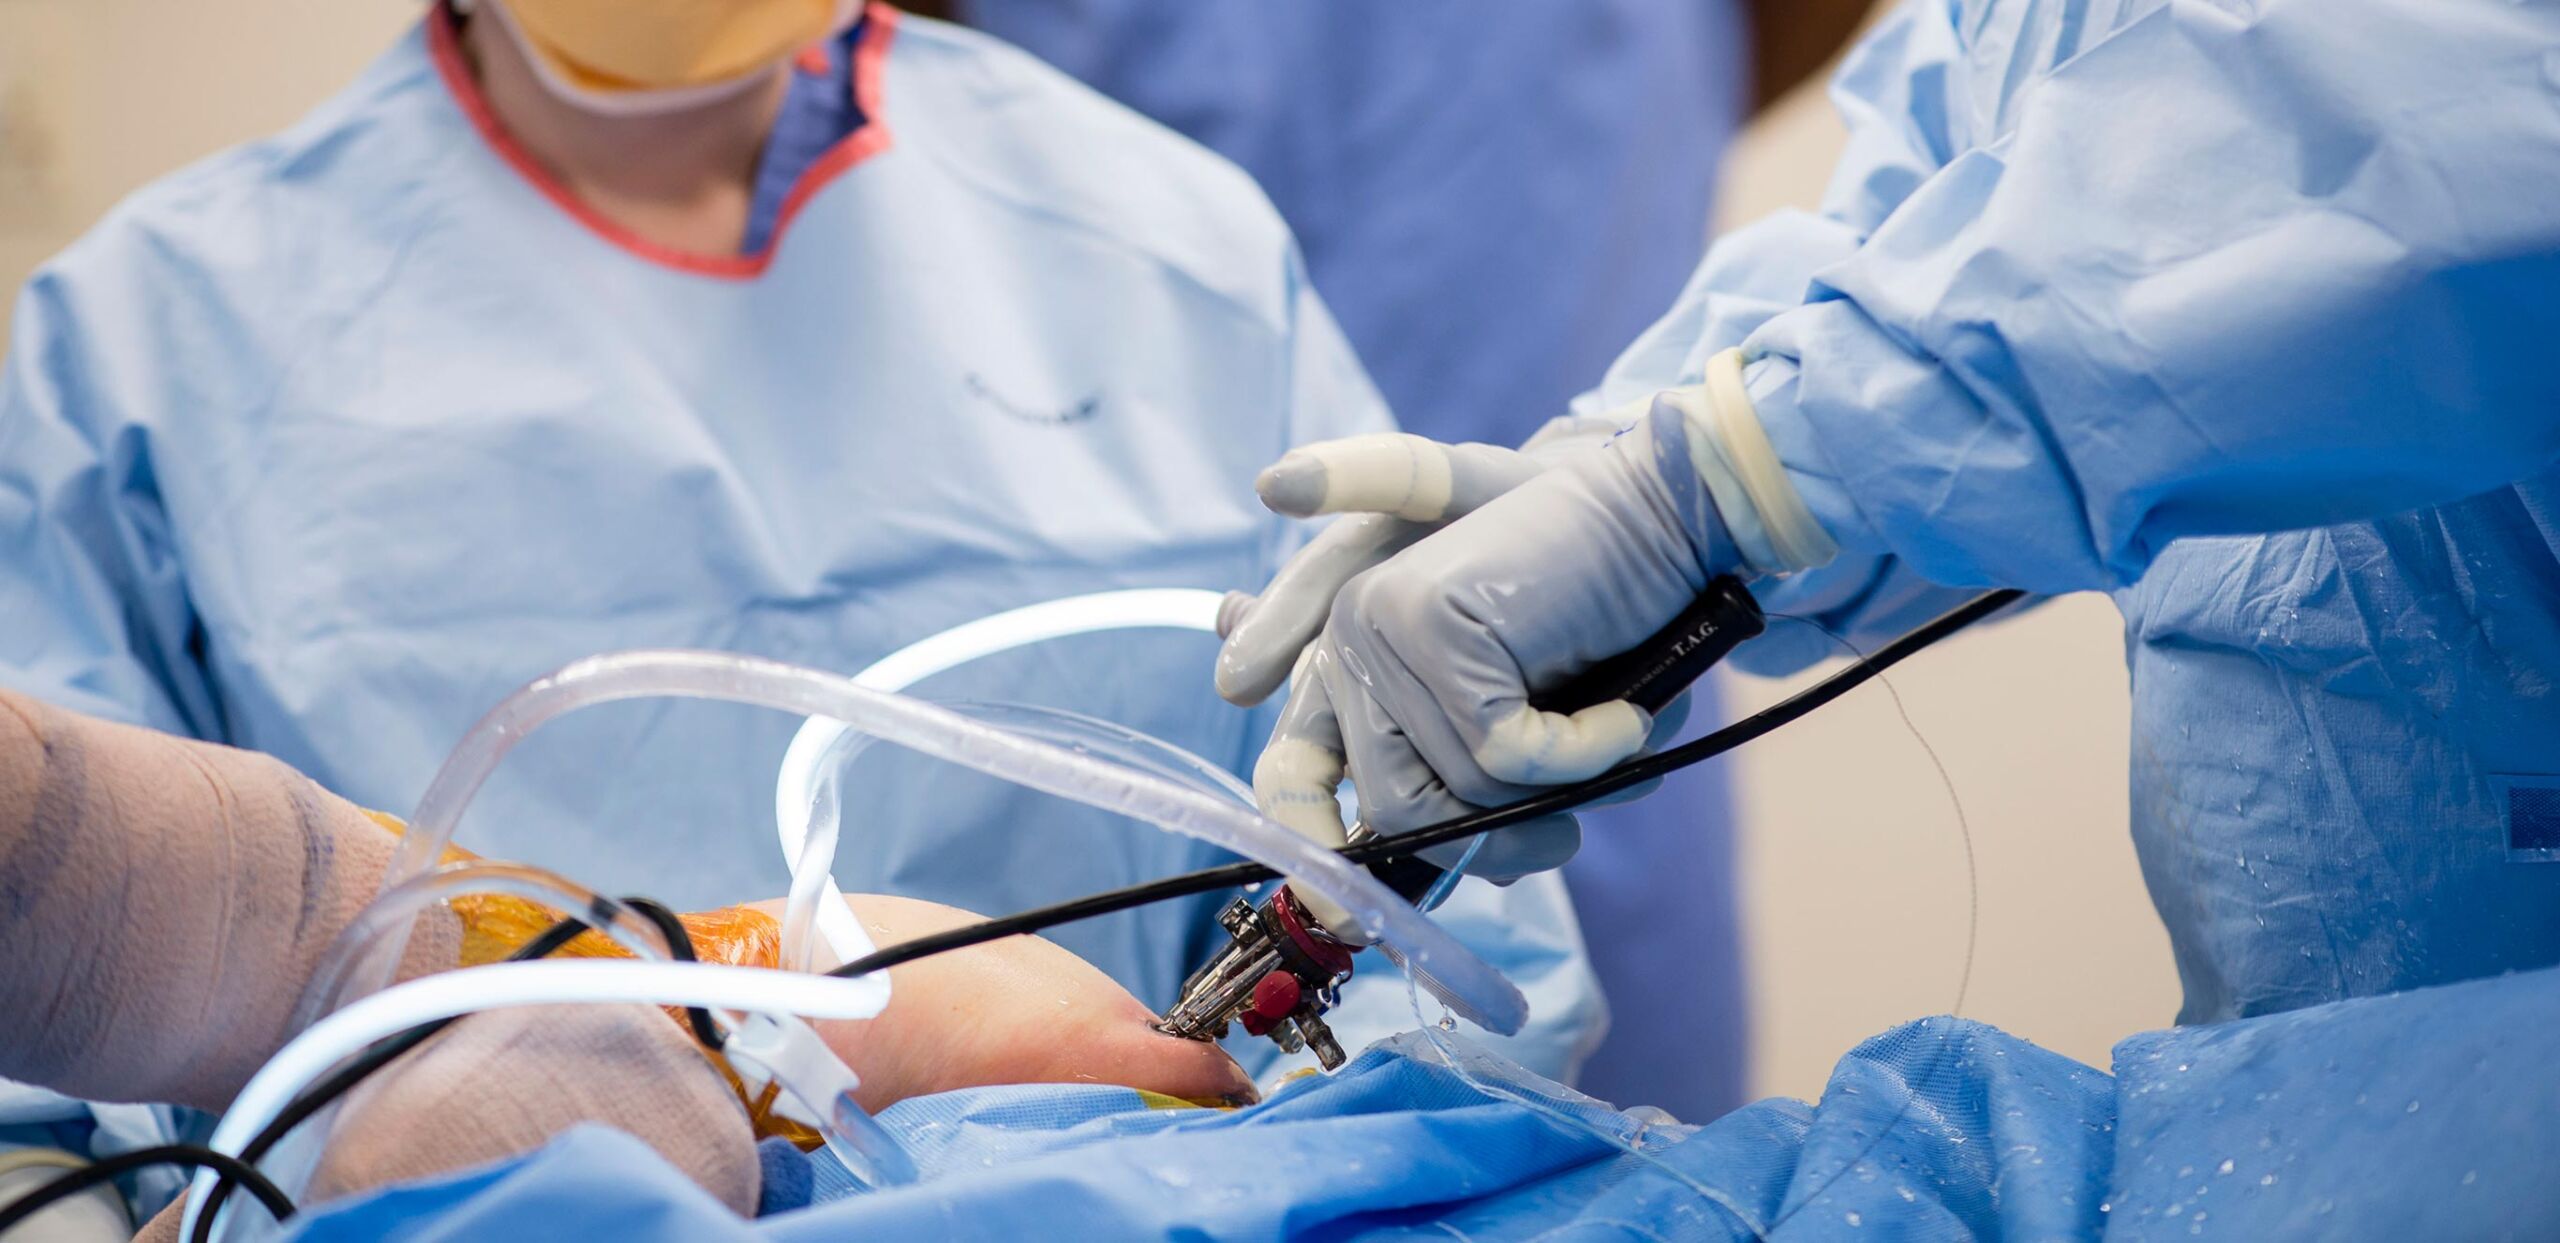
[0,8,1609,1113]
[960,0,1758,1121]
[0,7,1400,1010]
[1581,0,2560,1024]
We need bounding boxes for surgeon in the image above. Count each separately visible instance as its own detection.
[952,0,1873,1120]
[1223,0,2560,1063]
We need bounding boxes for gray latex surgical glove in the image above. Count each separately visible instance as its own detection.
[1216,418,1684,879]
[1215,416,1622,706]
[1234,369,1833,884]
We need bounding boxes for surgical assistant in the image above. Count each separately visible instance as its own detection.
[1228,0,2560,1046]
[0,0,1617,1079]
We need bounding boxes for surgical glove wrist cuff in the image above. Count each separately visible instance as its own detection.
[1652,348,1838,576]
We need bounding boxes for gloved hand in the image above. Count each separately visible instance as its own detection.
[1215,416,1622,706]
[1239,352,1834,883]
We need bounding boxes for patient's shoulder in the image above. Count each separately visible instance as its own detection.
[879,14,1301,329]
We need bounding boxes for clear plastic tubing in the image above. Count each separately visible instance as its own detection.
[773,589,1253,970]
[781,761,851,975]
[188,961,892,1243]
[781,700,1262,972]
[349,646,1523,1038]
[819,588,1227,700]
[782,700,1260,971]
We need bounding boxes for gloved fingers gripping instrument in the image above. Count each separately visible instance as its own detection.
[1234,356,1841,889]
[1215,421,1624,708]
[1157,578,1767,1066]
[1170,354,1819,1066]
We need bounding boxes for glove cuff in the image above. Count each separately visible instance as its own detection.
[1654,349,1837,575]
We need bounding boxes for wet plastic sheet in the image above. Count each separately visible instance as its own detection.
[276,963,2560,1241]
[2103,965,2560,1240]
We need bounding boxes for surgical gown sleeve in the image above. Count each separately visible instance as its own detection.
[0,266,217,737]
[1571,0,1998,674]
[1746,0,2560,594]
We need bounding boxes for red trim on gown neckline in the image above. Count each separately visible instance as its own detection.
[426,1,899,280]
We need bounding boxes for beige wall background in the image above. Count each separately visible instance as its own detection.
[0,1,422,334]
[0,3,2179,1102]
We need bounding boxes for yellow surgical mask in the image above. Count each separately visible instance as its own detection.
[471,0,861,116]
